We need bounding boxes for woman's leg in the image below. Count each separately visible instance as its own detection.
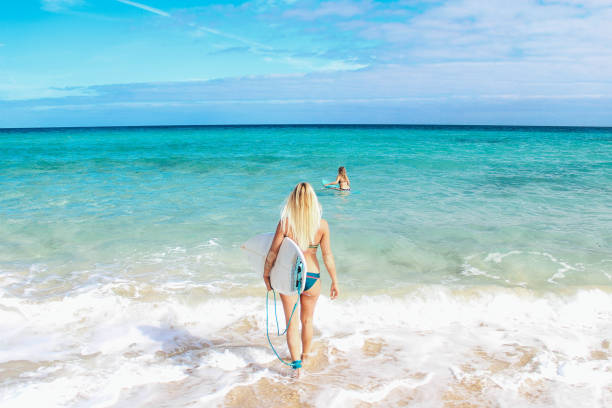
[279,293,301,364]
[300,279,321,359]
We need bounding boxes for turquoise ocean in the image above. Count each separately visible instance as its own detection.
[1,125,611,407]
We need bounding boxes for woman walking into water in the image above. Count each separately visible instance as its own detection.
[263,182,339,377]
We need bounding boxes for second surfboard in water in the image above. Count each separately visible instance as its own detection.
[321,179,358,194]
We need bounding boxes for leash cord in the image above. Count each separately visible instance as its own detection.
[265,260,303,369]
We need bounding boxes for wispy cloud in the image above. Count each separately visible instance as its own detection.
[11,58,612,105]
[6,0,612,127]
[208,46,251,55]
[26,93,610,113]
[266,55,367,71]
[115,0,169,17]
[41,0,83,13]
[284,1,370,20]
[187,22,273,51]
[342,0,612,64]
[5,73,611,127]
[115,1,274,51]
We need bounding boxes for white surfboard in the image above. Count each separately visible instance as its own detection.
[241,233,307,295]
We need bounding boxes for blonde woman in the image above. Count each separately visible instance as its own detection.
[263,182,339,377]
[324,166,350,191]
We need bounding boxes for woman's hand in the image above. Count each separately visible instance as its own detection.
[330,281,339,300]
[263,273,272,291]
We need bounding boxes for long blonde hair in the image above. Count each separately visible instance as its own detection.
[338,166,349,183]
[281,182,322,250]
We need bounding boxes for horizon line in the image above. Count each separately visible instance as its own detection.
[2,123,612,132]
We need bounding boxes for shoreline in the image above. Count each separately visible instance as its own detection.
[2,280,610,407]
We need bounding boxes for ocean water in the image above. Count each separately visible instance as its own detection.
[0,125,611,407]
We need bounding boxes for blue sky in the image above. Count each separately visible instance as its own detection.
[1,0,611,127]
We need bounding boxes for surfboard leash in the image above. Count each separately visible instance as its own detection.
[265,259,304,370]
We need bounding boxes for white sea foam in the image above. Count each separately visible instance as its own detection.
[461,262,502,280]
[1,280,611,407]
[484,250,523,263]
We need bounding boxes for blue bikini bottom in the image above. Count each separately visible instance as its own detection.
[304,272,320,291]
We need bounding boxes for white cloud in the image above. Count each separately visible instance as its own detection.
[27,93,609,112]
[541,0,612,6]
[15,1,612,120]
[12,57,612,104]
[284,1,370,20]
[318,60,367,71]
[347,0,612,67]
[0,84,93,101]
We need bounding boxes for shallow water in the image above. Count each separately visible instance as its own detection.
[1,125,611,407]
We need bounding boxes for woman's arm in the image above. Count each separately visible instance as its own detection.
[263,221,285,291]
[320,219,339,299]
[324,176,341,187]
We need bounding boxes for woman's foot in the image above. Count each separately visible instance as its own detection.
[301,352,313,364]
[290,360,302,378]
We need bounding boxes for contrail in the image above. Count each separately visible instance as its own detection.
[116,0,170,17]
[115,0,271,51]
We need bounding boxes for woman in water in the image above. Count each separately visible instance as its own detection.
[263,182,339,377]
[324,166,350,190]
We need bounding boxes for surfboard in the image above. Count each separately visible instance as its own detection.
[321,178,358,194]
[242,233,307,295]
[321,178,337,188]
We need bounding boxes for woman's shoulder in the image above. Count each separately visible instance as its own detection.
[277,219,289,236]
[320,218,329,230]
